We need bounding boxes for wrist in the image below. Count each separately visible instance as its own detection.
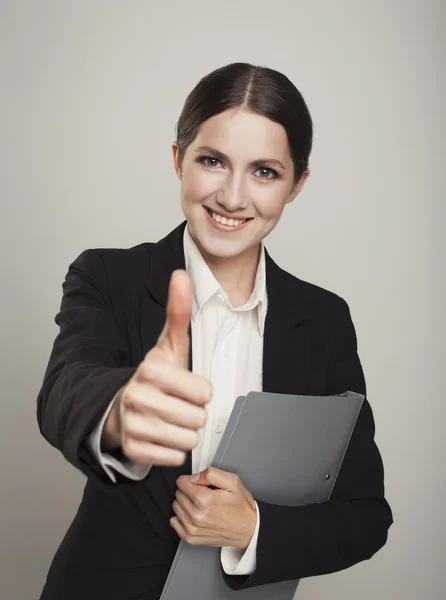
[100,388,123,451]
[240,503,257,549]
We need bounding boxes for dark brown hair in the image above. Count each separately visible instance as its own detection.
[175,62,313,185]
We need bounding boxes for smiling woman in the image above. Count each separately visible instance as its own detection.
[171,63,312,273]
[37,62,392,600]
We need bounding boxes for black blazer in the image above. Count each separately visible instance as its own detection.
[37,220,393,600]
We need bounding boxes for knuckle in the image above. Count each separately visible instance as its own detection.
[195,491,210,510]
[187,524,199,536]
[122,438,154,465]
[121,381,135,402]
[140,360,159,383]
[122,387,142,412]
[192,512,205,526]
[124,416,146,440]
[200,510,210,524]
[121,438,140,462]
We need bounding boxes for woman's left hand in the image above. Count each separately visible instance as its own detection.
[171,466,257,549]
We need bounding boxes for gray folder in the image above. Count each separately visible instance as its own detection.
[160,390,364,600]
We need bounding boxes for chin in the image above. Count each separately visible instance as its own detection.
[199,237,245,259]
[204,237,257,263]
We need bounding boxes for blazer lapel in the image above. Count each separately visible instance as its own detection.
[262,249,313,395]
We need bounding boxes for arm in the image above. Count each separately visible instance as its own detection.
[222,297,393,590]
[36,249,148,487]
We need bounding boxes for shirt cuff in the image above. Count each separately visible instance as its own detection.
[87,391,152,483]
[220,501,260,575]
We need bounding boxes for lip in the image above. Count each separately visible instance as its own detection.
[203,206,251,232]
[204,206,252,221]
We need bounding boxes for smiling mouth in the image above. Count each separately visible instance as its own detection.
[204,206,254,226]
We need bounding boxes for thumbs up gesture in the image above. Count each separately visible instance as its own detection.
[102,270,213,466]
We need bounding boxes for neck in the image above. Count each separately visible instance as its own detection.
[197,241,261,308]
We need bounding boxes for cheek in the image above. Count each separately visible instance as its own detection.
[182,169,216,204]
[255,190,288,220]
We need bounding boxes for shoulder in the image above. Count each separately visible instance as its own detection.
[301,277,351,322]
[274,264,354,335]
[285,272,362,364]
[280,263,351,316]
[66,242,156,292]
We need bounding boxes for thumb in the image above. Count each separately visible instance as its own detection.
[157,269,193,367]
[189,467,235,490]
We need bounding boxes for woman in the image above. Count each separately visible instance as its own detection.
[37,62,393,599]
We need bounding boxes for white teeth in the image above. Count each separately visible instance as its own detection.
[211,211,247,227]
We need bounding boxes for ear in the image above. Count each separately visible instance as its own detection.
[172,142,182,180]
[286,169,310,204]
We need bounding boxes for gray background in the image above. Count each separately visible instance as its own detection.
[1,1,445,598]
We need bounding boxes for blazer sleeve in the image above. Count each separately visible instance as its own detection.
[36,248,145,488]
[222,297,394,590]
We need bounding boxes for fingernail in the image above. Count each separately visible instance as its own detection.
[189,473,200,482]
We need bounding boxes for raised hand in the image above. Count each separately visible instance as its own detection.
[102,269,213,467]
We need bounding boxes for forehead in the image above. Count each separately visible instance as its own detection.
[193,108,291,162]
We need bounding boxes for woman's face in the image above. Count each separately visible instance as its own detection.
[172,107,309,260]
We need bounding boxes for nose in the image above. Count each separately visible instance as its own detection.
[216,174,250,214]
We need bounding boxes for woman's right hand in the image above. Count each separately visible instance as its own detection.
[101,269,213,467]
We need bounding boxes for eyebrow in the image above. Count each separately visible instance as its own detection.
[194,145,286,170]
